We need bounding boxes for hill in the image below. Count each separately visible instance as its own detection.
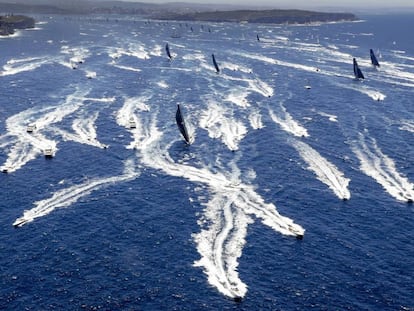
[153,9,357,24]
[0,14,35,35]
[0,1,357,25]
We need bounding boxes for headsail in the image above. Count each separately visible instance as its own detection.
[212,53,220,73]
[370,49,380,67]
[353,58,365,79]
[166,43,172,60]
[175,104,191,144]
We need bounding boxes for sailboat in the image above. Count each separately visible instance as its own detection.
[370,49,380,67]
[353,58,365,79]
[175,104,191,144]
[165,43,172,60]
[212,53,220,73]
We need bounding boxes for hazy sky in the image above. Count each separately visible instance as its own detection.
[119,0,414,9]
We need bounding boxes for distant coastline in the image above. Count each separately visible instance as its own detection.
[153,9,357,24]
[0,15,35,36]
[0,1,357,26]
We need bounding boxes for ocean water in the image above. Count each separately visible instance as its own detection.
[0,13,413,310]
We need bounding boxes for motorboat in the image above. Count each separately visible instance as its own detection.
[26,123,36,133]
[13,217,28,228]
[129,118,136,129]
[86,71,96,79]
[44,148,54,158]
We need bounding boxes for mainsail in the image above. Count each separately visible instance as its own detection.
[370,49,380,67]
[212,53,220,73]
[166,43,172,60]
[353,58,365,79]
[175,104,191,144]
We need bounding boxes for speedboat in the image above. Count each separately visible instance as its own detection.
[13,217,28,228]
[288,224,304,240]
[129,118,136,129]
[44,148,54,158]
[26,123,36,133]
[86,71,96,79]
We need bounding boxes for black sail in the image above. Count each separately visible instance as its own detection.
[353,58,365,79]
[370,49,380,67]
[212,53,220,73]
[175,104,191,144]
[166,43,172,60]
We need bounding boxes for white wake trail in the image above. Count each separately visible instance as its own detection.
[352,131,414,203]
[0,88,90,172]
[194,192,252,299]
[134,113,304,299]
[248,109,264,129]
[291,139,351,200]
[1,56,49,76]
[69,110,106,148]
[199,100,247,151]
[117,96,151,126]
[399,119,414,133]
[333,81,386,101]
[116,95,152,149]
[61,45,90,65]
[13,158,139,227]
[269,105,309,138]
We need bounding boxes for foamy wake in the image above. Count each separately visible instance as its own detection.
[13,158,139,227]
[61,111,106,148]
[1,136,56,173]
[269,105,309,138]
[61,45,90,65]
[116,96,152,149]
[199,100,247,151]
[248,109,264,129]
[0,88,91,173]
[225,87,250,108]
[335,81,386,101]
[1,56,49,76]
[291,139,351,200]
[247,74,274,97]
[399,119,414,133]
[317,111,338,122]
[117,96,151,128]
[135,113,304,299]
[352,131,414,202]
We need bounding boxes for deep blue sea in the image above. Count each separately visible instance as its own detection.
[0,12,413,310]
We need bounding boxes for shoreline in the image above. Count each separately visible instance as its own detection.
[0,15,35,36]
